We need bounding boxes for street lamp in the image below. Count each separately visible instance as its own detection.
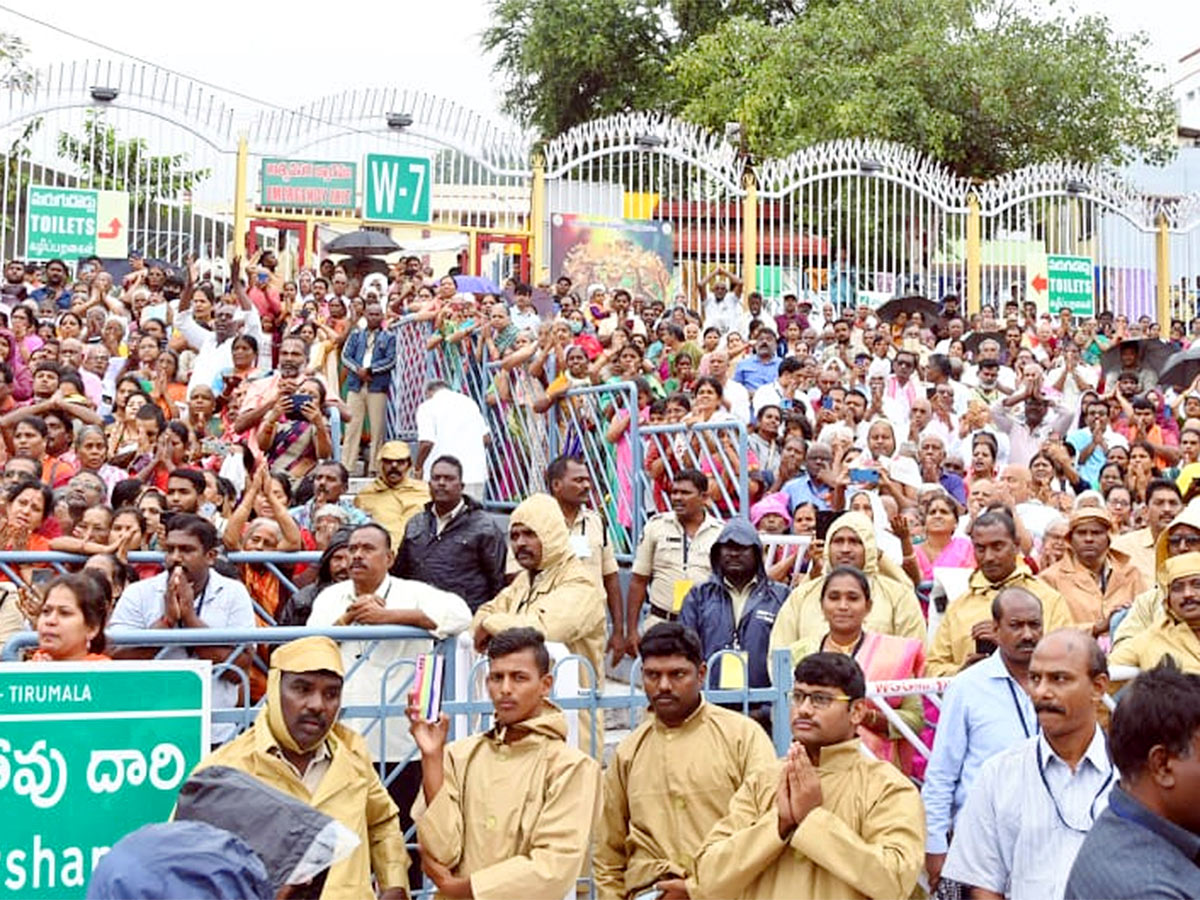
[386,112,414,130]
[89,86,119,103]
[635,134,665,149]
[859,159,884,174]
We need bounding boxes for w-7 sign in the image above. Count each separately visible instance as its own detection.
[364,154,431,223]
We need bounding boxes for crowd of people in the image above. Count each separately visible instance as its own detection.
[7,250,1200,899]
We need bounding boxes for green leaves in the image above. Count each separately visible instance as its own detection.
[666,0,1175,177]
[485,0,1176,176]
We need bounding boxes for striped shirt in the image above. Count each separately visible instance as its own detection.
[943,725,1115,900]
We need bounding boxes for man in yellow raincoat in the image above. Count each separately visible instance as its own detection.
[410,627,602,899]
[1039,507,1146,636]
[928,509,1072,676]
[594,623,777,900]
[1110,552,1200,672]
[194,635,410,900]
[1113,501,1200,646]
[692,651,924,899]
[471,492,607,753]
[769,511,926,654]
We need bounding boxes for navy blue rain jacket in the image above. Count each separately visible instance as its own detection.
[678,517,789,689]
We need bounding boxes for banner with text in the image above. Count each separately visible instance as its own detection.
[0,661,211,898]
[260,159,357,211]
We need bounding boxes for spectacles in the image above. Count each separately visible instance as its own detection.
[791,689,853,709]
[1168,534,1200,551]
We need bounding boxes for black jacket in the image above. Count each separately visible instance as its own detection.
[390,496,508,611]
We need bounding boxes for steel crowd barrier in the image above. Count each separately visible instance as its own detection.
[0,550,323,625]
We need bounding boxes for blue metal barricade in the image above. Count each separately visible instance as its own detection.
[548,381,643,560]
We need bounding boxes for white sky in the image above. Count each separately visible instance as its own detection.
[0,0,1197,128]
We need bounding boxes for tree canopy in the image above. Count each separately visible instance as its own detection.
[485,0,1177,178]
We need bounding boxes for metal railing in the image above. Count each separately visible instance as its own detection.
[3,618,1145,899]
[0,550,322,625]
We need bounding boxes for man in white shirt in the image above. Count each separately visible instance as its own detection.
[177,277,264,391]
[942,629,1114,900]
[752,357,803,418]
[307,522,471,834]
[1047,343,1099,407]
[700,268,743,334]
[415,380,490,500]
[108,515,256,742]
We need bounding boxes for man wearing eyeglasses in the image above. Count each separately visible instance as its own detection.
[941,630,1113,900]
[1113,501,1200,647]
[692,652,924,899]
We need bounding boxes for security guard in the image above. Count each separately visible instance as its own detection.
[624,468,723,660]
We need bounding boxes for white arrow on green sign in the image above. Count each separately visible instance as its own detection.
[364,154,431,224]
[1046,254,1094,317]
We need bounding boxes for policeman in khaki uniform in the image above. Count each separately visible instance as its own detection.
[624,469,723,659]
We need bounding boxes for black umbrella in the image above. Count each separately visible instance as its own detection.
[1100,339,1173,376]
[875,295,942,324]
[962,331,1006,358]
[324,229,401,257]
[1160,347,1200,389]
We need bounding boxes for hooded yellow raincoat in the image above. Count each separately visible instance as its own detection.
[768,513,926,655]
[1113,503,1200,646]
[927,560,1073,676]
[593,700,778,900]
[472,493,607,752]
[1110,552,1200,672]
[193,636,409,899]
[414,701,602,900]
[353,474,430,551]
[692,738,924,900]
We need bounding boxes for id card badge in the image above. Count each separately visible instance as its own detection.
[672,579,694,614]
[718,650,748,690]
[568,533,592,560]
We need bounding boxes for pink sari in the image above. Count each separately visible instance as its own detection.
[854,631,929,778]
[914,536,976,582]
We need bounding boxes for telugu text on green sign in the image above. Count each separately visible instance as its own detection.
[1047,254,1095,317]
[260,159,357,210]
[0,661,211,898]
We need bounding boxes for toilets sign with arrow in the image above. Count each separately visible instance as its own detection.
[25,185,129,261]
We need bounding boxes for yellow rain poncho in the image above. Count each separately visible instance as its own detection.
[769,512,926,655]
[415,701,601,900]
[195,636,409,899]
[472,493,607,753]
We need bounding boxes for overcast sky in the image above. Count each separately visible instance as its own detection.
[1,0,1196,130]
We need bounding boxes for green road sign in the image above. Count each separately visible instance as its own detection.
[1047,254,1094,317]
[364,153,431,223]
[261,158,357,210]
[0,661,210,898]
[25,186,129,261]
